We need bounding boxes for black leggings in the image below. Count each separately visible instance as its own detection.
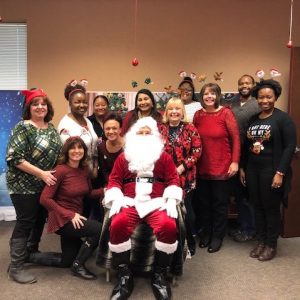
[11,193,46,242]
[184,190,196,246]
[246,166,282,248]
[56,219,101,267]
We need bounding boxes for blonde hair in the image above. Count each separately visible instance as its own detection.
[163,97,188,124]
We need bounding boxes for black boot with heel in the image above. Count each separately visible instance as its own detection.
[71,238,97,280]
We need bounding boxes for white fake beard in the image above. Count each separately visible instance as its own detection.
[124,133,164,177]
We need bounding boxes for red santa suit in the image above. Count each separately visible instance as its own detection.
[104,135,182,255]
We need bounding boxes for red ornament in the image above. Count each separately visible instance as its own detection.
[132,58,139,66]
[287,40,293,48]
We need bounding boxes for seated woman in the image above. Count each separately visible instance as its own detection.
[28,137,103,280]
[121,88,162,135]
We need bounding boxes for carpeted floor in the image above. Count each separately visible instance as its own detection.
[0,221,300,300]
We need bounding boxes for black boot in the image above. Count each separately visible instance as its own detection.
[71,239,97,280]
[151,250,172,300]
[8,238,37,284]
[111,251,134,300]
[28,252,62,267]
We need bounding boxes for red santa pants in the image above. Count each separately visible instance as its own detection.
[110,206,177,245]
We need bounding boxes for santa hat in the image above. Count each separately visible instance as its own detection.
[21,89,47,106]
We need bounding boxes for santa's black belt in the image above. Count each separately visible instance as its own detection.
[123,177,165,184]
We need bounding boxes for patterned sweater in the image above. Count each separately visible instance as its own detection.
[6,121,62,194]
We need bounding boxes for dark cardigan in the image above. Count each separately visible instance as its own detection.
[242,108,297,205]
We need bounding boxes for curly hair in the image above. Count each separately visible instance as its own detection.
[251,79,282,100]
[64,83,86,101]
[58,136,88,168]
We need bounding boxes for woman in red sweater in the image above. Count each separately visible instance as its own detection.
[121,89,162,136]
[193,83,240,253]
[28,137,103,280]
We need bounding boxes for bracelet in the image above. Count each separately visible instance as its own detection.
[276,171,284,176]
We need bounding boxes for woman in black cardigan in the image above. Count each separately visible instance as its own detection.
[240,79,296,261]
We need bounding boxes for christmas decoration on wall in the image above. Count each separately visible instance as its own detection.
[287,0,294,48]
[198,74,207,83]
[144,77,153,85]
[213,72,224,82]
[131,80,138,88]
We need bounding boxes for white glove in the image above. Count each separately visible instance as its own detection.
[160,198,178,219]
[109,199,127,218]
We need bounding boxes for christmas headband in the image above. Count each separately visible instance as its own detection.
[67,79,88,99]
[255,69,281,80]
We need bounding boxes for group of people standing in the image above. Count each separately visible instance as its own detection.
[5,75,296,300]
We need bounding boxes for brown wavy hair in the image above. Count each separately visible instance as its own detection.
[58,137,88,168]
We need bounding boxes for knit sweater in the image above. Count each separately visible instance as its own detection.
[40,164,103,233]
[193,107,240,180]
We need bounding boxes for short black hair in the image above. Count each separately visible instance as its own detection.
[238,74,255,85]
[93,95,109,106]
[252,79,282,99]
[103,112,123,128]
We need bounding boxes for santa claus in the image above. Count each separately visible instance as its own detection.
[104,116,182,300]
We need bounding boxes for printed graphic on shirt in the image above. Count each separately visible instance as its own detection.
[247,124,271,155]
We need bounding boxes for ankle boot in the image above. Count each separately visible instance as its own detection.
[29,252,62,267]
[258,246,277,261]
[151,250,172,300]
[111,251,134,300]
[71,239,97,280]
[249,243,265,258]
[8,238,37,284]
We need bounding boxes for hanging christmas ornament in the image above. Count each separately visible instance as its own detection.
[287,0,294,48]
[132,57,139,66]
[131,80,138,88]
[131,0,140,66]
[144,77,153,85]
